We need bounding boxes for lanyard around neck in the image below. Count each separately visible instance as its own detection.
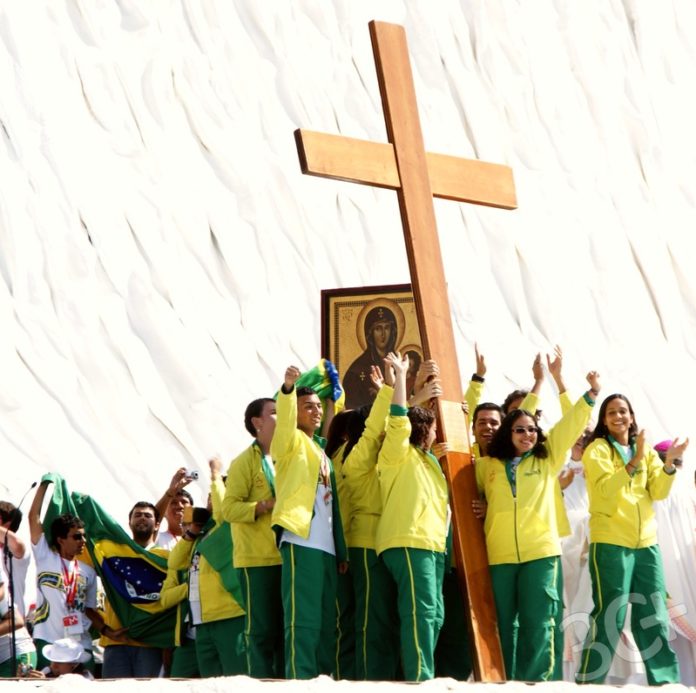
[254,441,275,496]
[61,558,79,608]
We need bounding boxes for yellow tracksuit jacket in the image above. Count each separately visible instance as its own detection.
[341,384,392,549]
[583,438,675,548]
[222,442,281,568]
[168,479,244,623]
[158,568,189,647]
[476,394,594,565]
[375,408,449,555]
[270,388,347,562]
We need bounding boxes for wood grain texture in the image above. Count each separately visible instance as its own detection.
[295,19,516,681]
[295,129,517,209]
[368,20,505,680]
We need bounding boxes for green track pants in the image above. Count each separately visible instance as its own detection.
[349,547,400,680]
[434,568,473,680]
[280,543,337,679]
[576,543,679,685]
[239,565,284,678]
[490,555,562,681]
[381,547,445,682]
[195,616,245,677]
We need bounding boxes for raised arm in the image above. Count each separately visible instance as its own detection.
[644,436,687,500]
[343,362,394,476]
[155,468,193,527]
[28,481,50,545]
[464,344,486,414]
[545,371,601,472]
[0,526,26,560]
[391,352,409,409]
[546,345,573,415]
[530,352,544,397]
[209,457,226,523]
[270,366,301,459]
[378,353,411,468]
[546,345,566,396]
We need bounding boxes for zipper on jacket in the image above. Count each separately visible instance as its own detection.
[635,485,642,549]
[513,497,521,562]
[629,475,642,549]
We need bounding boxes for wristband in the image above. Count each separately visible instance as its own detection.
[471,373,485,383]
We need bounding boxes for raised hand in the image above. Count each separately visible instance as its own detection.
[209,456,223,480]
[409,378,443,407]
[532,353,544,383]
[414,359,440,392]
[586,370,601,395]
[168,467,193,495]
[382,357,396,387]
[547,345,562,380]
[284,365,301,390]
[475,343,486,378]
[369,365,385,390]
[386,351,409,376]
[630,429,646,472]
[665,437,689,469]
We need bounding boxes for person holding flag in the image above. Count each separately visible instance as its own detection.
[28,480,107,670]
[28,474,181,672]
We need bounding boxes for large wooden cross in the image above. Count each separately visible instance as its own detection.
[295,21,516,681]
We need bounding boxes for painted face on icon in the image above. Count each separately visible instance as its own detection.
[371,320,393,353]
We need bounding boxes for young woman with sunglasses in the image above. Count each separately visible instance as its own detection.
[575,394,688,685]
[475,370,601,681]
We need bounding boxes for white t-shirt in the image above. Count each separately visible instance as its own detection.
[155,531,180,551]
[32,535,97,650]
[188,552,202,626]
[281,481,335,556]
[3,549,31,618]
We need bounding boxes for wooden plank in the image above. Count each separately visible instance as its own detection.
[295,129,517,209]
[369,20,506,681]
[428,151,517,209]
[295,130,400,190]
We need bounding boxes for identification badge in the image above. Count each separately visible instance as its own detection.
[63,612,83,636]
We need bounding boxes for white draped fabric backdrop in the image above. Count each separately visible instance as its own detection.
[0,0,695,686]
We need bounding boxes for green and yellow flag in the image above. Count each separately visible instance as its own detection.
[41,473,177,648]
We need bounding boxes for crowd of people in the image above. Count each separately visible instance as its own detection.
[0,346,693,684]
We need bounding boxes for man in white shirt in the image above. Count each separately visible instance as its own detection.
[27,481,114,670]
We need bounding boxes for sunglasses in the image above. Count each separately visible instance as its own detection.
[70,533,86,540]
[512,426,538,435]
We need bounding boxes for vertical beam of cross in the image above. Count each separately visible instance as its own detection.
[295,20,517,681]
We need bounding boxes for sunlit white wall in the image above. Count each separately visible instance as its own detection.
[0,0,695,521]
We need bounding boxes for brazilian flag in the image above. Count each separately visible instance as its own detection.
[275,358,346,429]
[41,473,177,647]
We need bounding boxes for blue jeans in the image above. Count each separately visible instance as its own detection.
[102,645,163,678]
